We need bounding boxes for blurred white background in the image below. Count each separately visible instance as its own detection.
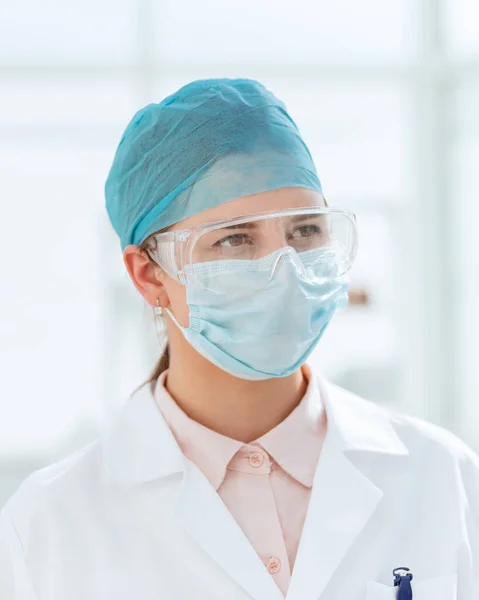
[0,0,478,506]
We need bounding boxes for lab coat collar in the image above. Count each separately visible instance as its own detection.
[102,370,409,485]
[319,375,409,457]
[102,382,186,484]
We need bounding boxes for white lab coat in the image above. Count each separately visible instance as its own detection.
[1,372,479,600]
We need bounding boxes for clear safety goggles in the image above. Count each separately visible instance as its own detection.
[146,207,357,292]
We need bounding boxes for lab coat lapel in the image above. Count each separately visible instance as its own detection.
[104,385,283,600]
[176,460,285,600]
[286,377,409,600]
[286,431,383,600]
[103,385,283,600]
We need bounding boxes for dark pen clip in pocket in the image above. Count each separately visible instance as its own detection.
[393,567,413,599]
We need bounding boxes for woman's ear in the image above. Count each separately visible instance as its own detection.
[123,245,170,308]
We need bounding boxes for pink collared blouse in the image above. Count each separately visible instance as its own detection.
[154,366,327,597]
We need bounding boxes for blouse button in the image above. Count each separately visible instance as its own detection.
[249,451,265,468]
[266,556,281,574]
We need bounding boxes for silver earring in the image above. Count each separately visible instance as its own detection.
[154,298,163,318]
[154,298,166,337]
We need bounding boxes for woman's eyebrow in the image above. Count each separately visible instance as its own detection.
[221,222,257,230]
[289,213,323,223]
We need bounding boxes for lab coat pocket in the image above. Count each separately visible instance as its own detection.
[366,573,457,600]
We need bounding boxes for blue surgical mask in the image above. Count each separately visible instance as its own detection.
[165,247,349,380]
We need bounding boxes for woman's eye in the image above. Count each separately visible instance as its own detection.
[290,224,321,239]
[214,233,252,248]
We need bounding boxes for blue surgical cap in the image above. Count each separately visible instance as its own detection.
[105,78,322,249]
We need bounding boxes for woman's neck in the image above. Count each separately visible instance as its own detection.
[165,349,308,443]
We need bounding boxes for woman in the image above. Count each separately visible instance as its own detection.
[1,79,478,600]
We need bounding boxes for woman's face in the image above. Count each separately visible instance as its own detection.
[124,186,326,327]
